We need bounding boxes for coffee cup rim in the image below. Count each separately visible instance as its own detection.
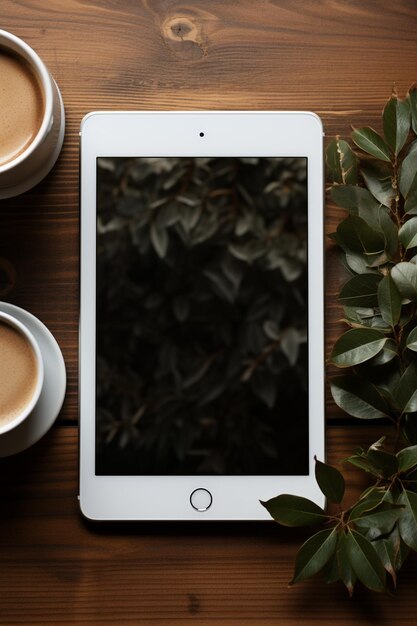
[0,311,44,435]
[0,29,53,174]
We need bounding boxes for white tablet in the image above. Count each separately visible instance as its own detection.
[79,111,324,520]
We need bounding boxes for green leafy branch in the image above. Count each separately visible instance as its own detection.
[262,85,417,595]
[262,447,417,595]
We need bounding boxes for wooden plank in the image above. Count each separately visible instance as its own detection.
[0,425,416,624]
[2,0,417,124]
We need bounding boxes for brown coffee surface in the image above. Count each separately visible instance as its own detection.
[0,48,44,167]
[0,321,38,427]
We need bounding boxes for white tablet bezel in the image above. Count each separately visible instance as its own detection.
[79,111,325,520]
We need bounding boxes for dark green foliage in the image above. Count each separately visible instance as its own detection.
[330,376,389,419]
[290,528,338,585]
[96,157,309,474]
[260,494,326,526]
[330,328,386,368]
[383,96,410,156]
[264,87,417,596]
[314,457,345,503]
[326,137,358,184]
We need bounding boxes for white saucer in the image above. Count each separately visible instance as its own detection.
[0,302,66,457]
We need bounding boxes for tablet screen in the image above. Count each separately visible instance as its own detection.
[96,157,308,476]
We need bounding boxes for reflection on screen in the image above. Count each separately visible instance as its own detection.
[96,157,308,475]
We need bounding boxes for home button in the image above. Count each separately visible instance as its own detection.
[190,488,212,512]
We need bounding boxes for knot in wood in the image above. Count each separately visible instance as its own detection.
[170,18,194,40]
[161,15,207,61]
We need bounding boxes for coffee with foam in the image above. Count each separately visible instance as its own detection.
[0,48,44,167]
[0,320,38,427]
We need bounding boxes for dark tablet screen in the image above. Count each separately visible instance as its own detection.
[96,157,308,475]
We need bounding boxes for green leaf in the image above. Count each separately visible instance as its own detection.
[406,326,417,352]
[260,494,326,527]
[337,533,357,596]
[359,486,387,501]
[290,528,338,585]
[336,215,385,255]
[204,270,235,304]
[395,362,417,413]
[348,493,386,519]
[343,305,376,325]
[379,211,399,260]
[330,328,386,367]
[397,490,417,551]
[391,262,417,301]
[348,443,398,481]
[352,503,403,535]
[150,222,168,258]
[330,375,390,419]
[342,306,391,332]
[397,445,417,473]
[344,251,371,274]
[314,458,345,504]
[359,485,385,500]
[373,539,397,585]
[322,540,341,584]
[393,528,411,570]
[405,190,417,215]
[402,414,417,445]
[351,127,391,162]
[367,338,397,366]
[345,529,386,593]
[377,274,402,327]
[352,208,398,262]
[330,184,380,212]
[251,371,277,408]
[339,273,382,307]
[362,359,402,396]
[173,296,189,322]
[399,308,414,327]
[399,141,417,198]
[281,327,300,366]
[326,138,358,185]
[322,559,340,585]
[326,140,343,184]
[366,447,399,479]
[382,524,410,572]
[408,85,417,135]
[228,241,265,264]
[383,96,410,156]
[346,454,381,476]
[263,320,280,341]
[361,162,395,208]
[366,252,389,269]
[368,435,387,451]
[399,217,417,250]
[357,199,389,231]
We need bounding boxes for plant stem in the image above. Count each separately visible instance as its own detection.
[394,414,404,453]
[392,156,402,229]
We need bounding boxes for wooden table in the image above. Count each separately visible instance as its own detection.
[1,1,417,623]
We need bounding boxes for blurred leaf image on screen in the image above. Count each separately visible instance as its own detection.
[96,156,308,475]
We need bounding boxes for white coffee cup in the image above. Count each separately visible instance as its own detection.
[0,311,44,437]
[0,29,65,199]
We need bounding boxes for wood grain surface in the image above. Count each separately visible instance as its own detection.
[1,426,416,625]
[1,0,417,623]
